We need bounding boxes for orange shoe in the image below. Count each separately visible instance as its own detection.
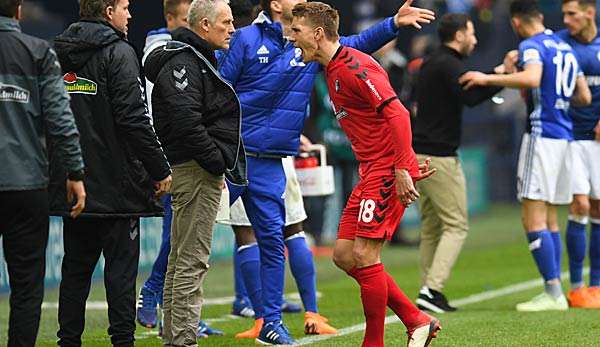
[304,312,337,335]
[235,318,263,339]
[586,287,600,306]
[567,287,600,308]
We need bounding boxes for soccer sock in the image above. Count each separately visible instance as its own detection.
[285,232,318,313]
[233,243,249,300]
[527,230,560,295]
[349,264,388,347]
[384,272,422,329]
[589,220,600,287]
[566,216,588,289]
[238,243,264,318]
[550,230,562,280]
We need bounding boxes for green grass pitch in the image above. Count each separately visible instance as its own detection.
[1,204,600,346]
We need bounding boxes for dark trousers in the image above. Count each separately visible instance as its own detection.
[57,217,140,347]
[0,190,49,347]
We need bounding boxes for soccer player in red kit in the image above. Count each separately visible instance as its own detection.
[290,2,441,347]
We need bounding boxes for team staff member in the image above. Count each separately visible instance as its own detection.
[0,0,85,345]
[145,0,246,344]
[52,0,172,345]
[412,13,504,313]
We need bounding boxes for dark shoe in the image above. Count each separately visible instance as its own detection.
[415,287,457,313]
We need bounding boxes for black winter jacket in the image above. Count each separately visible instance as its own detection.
[145,28,246,185]
[50,20,171,218]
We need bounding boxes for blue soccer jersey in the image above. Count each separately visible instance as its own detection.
[518,29,581,140]
[557,29,600,140]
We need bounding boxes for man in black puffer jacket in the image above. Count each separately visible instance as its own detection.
[144,0,246,344]
[51,0,172,346]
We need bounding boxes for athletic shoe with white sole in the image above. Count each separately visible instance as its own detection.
[515,292,568,312]
[256,321,297,345]
[415,286,457,313]
[231,297,255,318]
[407,316,441,347]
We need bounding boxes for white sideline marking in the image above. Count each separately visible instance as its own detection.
[41,291,320,311]
[294,268,590,346]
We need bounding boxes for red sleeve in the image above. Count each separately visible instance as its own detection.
[381,99,418,175]
[348,63,418,175]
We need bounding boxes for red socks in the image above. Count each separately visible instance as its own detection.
[349,263,388,347]
[384,272,425,329]
[349,264,425,347]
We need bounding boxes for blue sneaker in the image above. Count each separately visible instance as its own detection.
[281,299,302,314]
[256,321,297,345]
[232,297,255,318]
[198,320,224,337]
[136,286,158,328]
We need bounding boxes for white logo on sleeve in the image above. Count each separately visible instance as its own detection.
[173,66,188,91]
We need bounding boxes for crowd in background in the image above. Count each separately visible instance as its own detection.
[11,0,578,245]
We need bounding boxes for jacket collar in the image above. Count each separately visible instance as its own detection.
[441,45,465,60]
[252,11,284,42]
[171,27,217,67]
[253,11,272,25]
[0,16,20,32]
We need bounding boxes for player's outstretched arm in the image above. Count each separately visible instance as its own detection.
[459,63,542,90]
[571,75,592,107]
[339,0,434,54]
[394,0,436,29]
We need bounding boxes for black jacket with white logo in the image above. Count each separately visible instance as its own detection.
[0,16,83,191]
[51,20,171,218]
[145,28,247,185]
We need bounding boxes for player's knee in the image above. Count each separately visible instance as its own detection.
[332,249,353,272]
[234,226,256,246]
[571,197,591,217]
[588,200,600,218]
[284,222,303,239]
[351,247,377,268]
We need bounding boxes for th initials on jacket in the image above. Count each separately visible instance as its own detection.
[257,45,270,64]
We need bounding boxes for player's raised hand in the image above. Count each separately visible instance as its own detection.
[459,71,489,90]
[415,157,436,181]
[394,0,436,30]
[395,168,420,207]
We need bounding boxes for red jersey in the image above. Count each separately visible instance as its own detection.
[325,46,418,177]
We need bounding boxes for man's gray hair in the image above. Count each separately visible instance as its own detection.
[187,0,229,27]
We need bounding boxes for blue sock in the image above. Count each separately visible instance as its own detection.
[566,218,587,288]
[550,231,562,279]
[527,230,558,281]
[145,194,172,306]
[233,243,249,300]
[238,243,264,318]
[286,232,318,313]
[590,221,600,287]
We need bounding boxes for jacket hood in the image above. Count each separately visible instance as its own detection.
[53,20,123,72]
[145,27,216,83]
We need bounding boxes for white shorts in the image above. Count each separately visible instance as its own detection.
[517,133,572,205]
[218,156,307,226]
[571,140,600,199]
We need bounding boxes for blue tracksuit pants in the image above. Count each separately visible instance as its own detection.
[228,156,286,325]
